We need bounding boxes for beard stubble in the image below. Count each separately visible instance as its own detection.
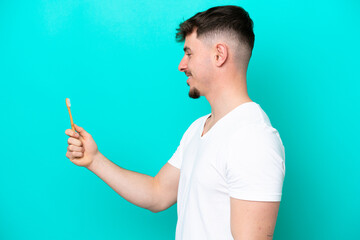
[189,87,200,99]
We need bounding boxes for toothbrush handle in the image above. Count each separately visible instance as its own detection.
[67,107,75,132]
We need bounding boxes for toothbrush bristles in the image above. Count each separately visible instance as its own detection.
[66,98,71,107]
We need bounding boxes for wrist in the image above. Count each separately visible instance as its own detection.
[87,151,103,172]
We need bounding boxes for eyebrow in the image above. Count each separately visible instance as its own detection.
[183,46,192,52]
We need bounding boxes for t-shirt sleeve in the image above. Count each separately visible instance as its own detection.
[226,125,286,202]
[167,139,184,169]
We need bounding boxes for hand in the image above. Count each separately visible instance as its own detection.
[65,124,100,168]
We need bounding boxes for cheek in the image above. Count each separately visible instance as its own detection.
[198,58,213,79]
[190,57,208,72]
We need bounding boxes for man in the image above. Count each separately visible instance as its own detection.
[65,5,285,240]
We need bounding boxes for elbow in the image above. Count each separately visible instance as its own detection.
[144,199,164,213]
[147,204,165,213]
[149,208,162,213]
[147,201,172,213]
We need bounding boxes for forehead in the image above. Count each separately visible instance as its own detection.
[183,30,204,52]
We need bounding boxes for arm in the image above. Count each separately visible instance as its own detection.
[230,198,280,240]
[227,126,285,239]
[65,124,180,213]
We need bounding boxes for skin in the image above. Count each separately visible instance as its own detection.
[65,29,280,239]
[66,124,179,212]
[178,29,253,133]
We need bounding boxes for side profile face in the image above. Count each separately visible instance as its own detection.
[178,30,214,99]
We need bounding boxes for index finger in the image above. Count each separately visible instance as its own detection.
[65,129,79,138]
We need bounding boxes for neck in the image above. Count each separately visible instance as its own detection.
[205,76,252,123]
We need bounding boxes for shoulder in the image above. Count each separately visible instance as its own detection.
[228,102,284,148]
[224,103,285,161]
[225,123,285,177]
[225,122,286,177]
[229,123,284,153]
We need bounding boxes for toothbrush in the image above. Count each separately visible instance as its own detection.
[65,98,75,132]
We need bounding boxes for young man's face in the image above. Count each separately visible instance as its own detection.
[178,30,213,99]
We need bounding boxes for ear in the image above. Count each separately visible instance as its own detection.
[214,43,228,67]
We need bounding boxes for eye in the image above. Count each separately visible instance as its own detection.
[186,53,191,57]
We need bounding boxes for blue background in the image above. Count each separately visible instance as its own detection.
[1,0,359,239]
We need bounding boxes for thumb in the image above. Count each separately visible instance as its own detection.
[74,124,90,138]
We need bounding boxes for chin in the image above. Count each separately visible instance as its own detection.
[189,87,201,99]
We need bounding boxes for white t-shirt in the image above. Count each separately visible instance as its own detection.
[168,102,286,240]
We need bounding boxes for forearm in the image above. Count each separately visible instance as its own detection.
[87,153,161,212]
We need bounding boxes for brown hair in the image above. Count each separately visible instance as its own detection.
[176,5,255,51]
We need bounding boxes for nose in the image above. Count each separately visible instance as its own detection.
[178,55,187,72]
